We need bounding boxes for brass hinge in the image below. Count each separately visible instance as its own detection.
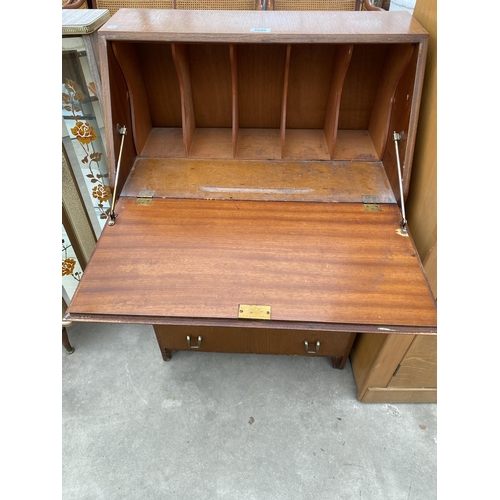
[135,189,155,205]
[238,304,271,320]
[362,195,381,212]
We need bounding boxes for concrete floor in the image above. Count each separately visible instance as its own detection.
[62,322,437,499]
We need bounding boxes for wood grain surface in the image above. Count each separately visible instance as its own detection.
[388,334,437,388]
[121,158,396,203]
[362,387,436,403]
[154,324,356,364]
[67,199,436,328]
[98,10,428,43]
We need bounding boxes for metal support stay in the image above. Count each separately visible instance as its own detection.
[392,131,408,234]
[108,125,127,226]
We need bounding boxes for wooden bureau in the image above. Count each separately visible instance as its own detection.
[64,8,436,373]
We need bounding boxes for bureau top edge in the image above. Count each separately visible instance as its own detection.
[98,9,429,43]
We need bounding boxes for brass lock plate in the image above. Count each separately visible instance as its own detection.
[238,304,271,320]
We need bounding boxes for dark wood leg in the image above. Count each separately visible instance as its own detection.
[153,325,175,361]
[331,333,357,369]
[330,356,343,369]
[163,349,174,361]
[62,327,75,354]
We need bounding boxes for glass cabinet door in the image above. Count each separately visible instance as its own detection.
[62,223,84,304]
[62,35,110,237]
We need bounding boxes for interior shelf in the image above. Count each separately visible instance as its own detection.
[235,129,282,160]
[108,40,417,163]
[121,158,396,203]
[282,129,331,161]
[141,128,185,158]
[333,130,379,161]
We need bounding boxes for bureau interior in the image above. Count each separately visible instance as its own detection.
[106,40,419,201]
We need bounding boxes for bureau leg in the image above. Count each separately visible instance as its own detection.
[330,333,357,369]
[162,349,175,362]
[62,327,75,354]
[153,326,175,361]
[330,356,343,369]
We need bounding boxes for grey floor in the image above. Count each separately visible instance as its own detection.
[62,322,437,499]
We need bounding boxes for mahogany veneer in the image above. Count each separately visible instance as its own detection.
[65,9,435,375]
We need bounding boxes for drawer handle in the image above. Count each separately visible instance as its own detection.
[304,340,320,354]
[186,335,203,349]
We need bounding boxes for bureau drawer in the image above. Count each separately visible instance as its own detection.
[154,325,356,369]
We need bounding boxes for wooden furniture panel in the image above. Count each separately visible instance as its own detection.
[137,43,183,128]
[285,44,337,130]
[383,43,427,201]
[95,10,428,42]
[338,44,386,131]
[350,333,414,396]
[112,42,152,155]
[64,10,435,382]
[362,387,436,403]
[68,198,436,328]
[407,0,437,297]
[349,0,437,403]
[368,44,415,159]
[120,158,396,202]
[237,44,287,129]
[230,44,239,157]
[154,325,356,368]
[388,335,437,388]
[324,45,353,158]
[106,40,422,166]
[101,42,137,192]
[350,333,437,402]
[172,43,196,156]
[188,44,233,128]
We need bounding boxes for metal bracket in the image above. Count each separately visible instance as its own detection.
[108,125,127,226]
[392,131,408,234]
[135,189,155,205]
[362,195,381,212]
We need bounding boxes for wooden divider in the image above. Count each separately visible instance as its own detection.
[102,42,137,193]
[230,44,239,159]
[384,46,420,201]
[172,44,196,157]
[368,43,415,159]
[134,42,185,158]
[280,44,291,159]
[111,42,152,156]
[109,40,418,164]
[324,44,353,158]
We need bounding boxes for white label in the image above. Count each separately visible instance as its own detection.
[250,28,271,33]
[107,24,118,29]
